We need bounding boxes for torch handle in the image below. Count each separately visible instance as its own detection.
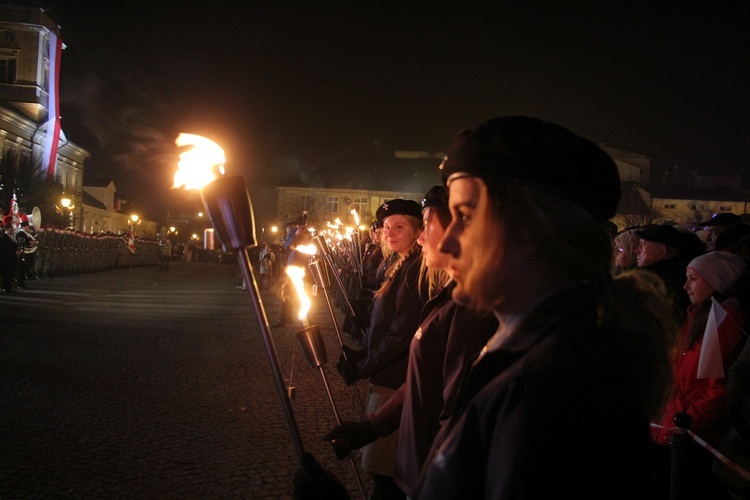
[238,248,306,462]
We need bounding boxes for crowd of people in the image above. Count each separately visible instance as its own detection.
[6,115,750,498]
[0,216,166,292]
[288,116,750,499]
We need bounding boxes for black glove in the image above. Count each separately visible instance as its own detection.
[323,419,378,459]
[341,344,367,362]
[293,452,350,500]
[336,356,360,386]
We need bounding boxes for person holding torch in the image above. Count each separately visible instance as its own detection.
[322,185,498,498]
[335,198,426,500]
[295,116,679,499]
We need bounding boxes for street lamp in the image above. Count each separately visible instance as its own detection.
[60,196,75,229]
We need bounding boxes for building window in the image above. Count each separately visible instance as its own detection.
[354,197,368,215]
[300,195,311,212]
[0,56,16,84]
[664,203,676,209]
[326,196,339,214]
[719,206,733,212]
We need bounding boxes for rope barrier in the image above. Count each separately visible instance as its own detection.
[650,422,750,482]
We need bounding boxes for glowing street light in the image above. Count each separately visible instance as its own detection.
[60,196,75,228]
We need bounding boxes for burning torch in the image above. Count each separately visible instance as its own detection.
[172,133,305,462]
[286,258,367,499]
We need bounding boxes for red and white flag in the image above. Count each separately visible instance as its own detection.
[697,297,728,379]
[43,32,63,179]
[128,227,136,254]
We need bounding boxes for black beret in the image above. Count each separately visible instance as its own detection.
[439,116,621,221]
[699,212,742,228]
[635,224,681,248]
[422,185,448,210]
[369,220,382,231]
[376,199,422,225]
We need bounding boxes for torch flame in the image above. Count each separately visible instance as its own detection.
[173,133,226,190]
[286,266,311,322]
[285,244,317,322]
[296,244,318,256]
[351,209,360,225]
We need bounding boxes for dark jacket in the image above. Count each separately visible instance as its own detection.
[417,284,653,499]
[391,281,498,497]
[356,248,425,389]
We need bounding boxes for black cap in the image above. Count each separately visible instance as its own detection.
[699,212,742,228]
[369,220,382,231]
[635,224,681,248]
[376,199,422,225]
[439,116,621,221]
[422,185,448,210]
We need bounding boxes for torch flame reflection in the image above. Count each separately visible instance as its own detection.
[173,133,226,190]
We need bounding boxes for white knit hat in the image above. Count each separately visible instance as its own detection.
[687,251,746,294]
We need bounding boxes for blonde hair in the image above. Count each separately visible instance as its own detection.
[419,206,452,300]
[374,214,423,299]
[465,180,678,417]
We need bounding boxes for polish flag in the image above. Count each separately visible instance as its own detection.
[43,32,63,179]
[697,297,728,379]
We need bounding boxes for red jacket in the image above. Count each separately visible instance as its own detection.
[651,299,745,446]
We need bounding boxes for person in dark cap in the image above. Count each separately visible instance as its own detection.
[292,117,678,499]
[700,212,743,251]
[635,224,693,321]
[415,116,678,498]
[335,197,426,500]
[320,186,497,498]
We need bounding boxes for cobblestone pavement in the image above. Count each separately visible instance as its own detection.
[0,261,372,499]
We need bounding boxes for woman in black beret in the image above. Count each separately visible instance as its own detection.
[415,116,679,499]
[335,197,426,499]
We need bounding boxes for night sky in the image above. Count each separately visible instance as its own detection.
[40,0,750,221]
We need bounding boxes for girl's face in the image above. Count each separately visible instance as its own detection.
[370,227,382,244]
[417,207,450,270]
[441,177,534,313]
[684,268,715,305]
[383,214,418,257]
[439,177,483,304]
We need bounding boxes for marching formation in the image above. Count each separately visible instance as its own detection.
[0,214,160,293]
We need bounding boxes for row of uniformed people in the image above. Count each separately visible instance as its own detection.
[30,227,160,278]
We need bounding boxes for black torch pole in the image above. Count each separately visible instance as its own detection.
[312,232,359,319]
[199,175,305,462]
[295,326,367,500]
[309,256,366,415]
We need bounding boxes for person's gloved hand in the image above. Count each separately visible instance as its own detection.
[323,419,378,459]
[293,452,350,500]
[336,355,360,386]
[341,344,367,363]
